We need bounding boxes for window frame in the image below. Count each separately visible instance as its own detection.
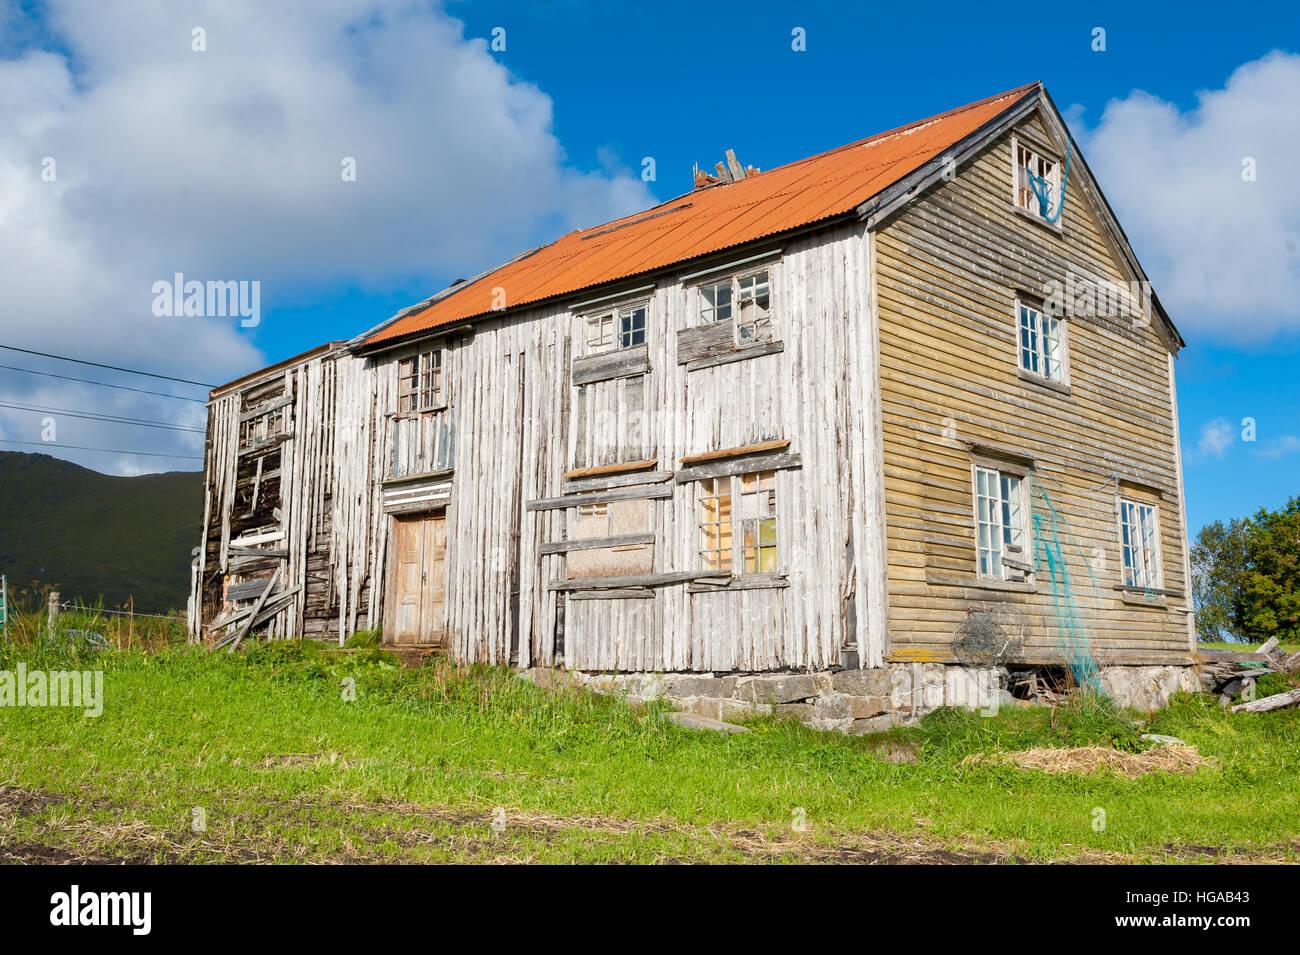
[583,301,649,355]
[396,348,445,415]
[1015,297,1069,386]
[1118,498,1162,590]
[970,461,1032,582]
[693,268,773,347]
[696,469,778,577]
[1010,134,1063,224]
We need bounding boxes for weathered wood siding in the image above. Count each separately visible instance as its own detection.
[192,347,389,644]
[369,222,886,671]
[873,111,1192,666]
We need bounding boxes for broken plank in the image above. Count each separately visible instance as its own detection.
[1230,687,1300,714]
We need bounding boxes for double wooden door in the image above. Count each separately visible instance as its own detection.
[385,512,447,646]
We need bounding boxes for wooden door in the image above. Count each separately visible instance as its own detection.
[385,512,447,646]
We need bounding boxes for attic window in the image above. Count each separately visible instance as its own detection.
[1014,140,1061,221]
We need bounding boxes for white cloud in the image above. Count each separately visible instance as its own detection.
[0,0,652,473]
[1075,51,1300,342]
[1254,435,1300,459]
[1196,416,1236,459]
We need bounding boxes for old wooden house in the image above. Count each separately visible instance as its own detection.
[191,83,1199,721]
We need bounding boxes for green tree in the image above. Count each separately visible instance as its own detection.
[1236,497,1300,641]
[1191,517,1249,641]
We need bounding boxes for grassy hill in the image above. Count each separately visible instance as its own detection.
[0,451,202,613]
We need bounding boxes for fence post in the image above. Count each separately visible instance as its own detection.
[1,575,7,645]
[48,591,60,634]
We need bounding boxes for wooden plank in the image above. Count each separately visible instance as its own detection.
[684,340,783,372]
[526,483,673,512]
[563,470,673,494]
[563,458,658,480]
[549,570,729,591]
[675,452,801,483]
[225,565,283,652]
[571,345,649,385]
[1231,687,1300,714]
[676,321,735,364]
[680,439,791,466]
[568,588,655,600]
[539,533,655,555]
[238,395,292,423]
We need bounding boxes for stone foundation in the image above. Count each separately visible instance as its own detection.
[522,660,1201,732]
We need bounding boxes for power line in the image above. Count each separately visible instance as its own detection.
[0,399,204,434]
[0,439,202,461]
[0,344,216,388]
[0,364,207,403]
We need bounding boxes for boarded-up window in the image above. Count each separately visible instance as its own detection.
[566,492,654,577]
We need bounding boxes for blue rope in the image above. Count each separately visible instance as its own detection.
[1025,138,1072,224]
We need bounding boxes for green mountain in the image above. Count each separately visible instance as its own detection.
[0,451,202,613]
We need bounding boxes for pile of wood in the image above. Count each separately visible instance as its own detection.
[1199,638,1300,713]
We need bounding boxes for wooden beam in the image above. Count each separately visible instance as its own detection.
[563,470,673,495]
[539,533,655,555]
[225,565,282,653]
[526,483,673,512]
[549,570,729,591]
[1231,687,1300,714]
[675,452,801,484]
[680,439,790,466]
[684,340,783,372]
[563,458,658,480]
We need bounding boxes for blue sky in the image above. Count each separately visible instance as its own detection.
[0,0,1296,538]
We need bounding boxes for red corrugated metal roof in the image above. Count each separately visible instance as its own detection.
[365,83,1039,346]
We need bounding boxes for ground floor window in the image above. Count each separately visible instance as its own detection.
[1120,499,1161,588]
[697,469,777,574]
[974,465,1028,580]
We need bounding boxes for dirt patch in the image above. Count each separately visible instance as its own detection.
[962,744,1214,777]
[0,785,61,818]
[260,752,358,769]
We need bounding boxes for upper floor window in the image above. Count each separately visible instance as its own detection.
[587,303,647,353]
[1017,300,1066,383]
[240,404,286,450]
[398,349,443,413]
[1015,141,1061,221]
[697,469,777,574]
[1119,499,1161,589]
[696,269,772,345]
[974,464,1028,581]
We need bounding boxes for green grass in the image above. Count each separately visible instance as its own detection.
[0,638,1297,863]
